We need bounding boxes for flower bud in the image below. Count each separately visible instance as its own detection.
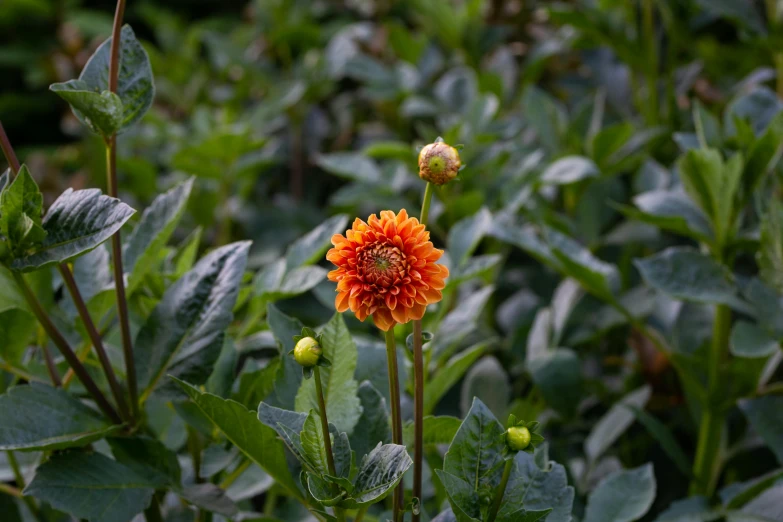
[294,337,322,368]
[418,141,461,185]
[506,426,531,452]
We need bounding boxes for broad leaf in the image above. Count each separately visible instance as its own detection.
[315,152,381,183]
[443,398,505,489]
[730,321,779,358]
[529,348,583,418]
[123,178,193,293]
[181,483,239,517]
[349,443,412,506]
[497,450,574,522]
[635,247,746,310]
[425,341,489,414]
[257,401,309,465]
[583,464,656,522]
[24,451,157,522]
[540,156,599,185]
[431,286,494,357]
[448,208,492,268]
[0,383,120,451]
[295,313,362,434]
[0,166,45,253]
[49,81,123,138]
[285,214,349,270]
[11,188,135,272]
[435,470,481,521]
[460,356,510,418]
[268,304,305,410]
[107,436,181,488]
[135,241,250,400]
[71,25,154,132]
[739,396,783,464]
[584,386,651,463]
[625,189,713,241]
[625,406,691,477]
[403,416,461,447]
[175,379,302,500]
[350,381,391,459]
[301,411,330,475]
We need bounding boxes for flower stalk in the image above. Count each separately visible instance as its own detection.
[385,327,404,522]
[314,366,346,522]
[106,0,138,422]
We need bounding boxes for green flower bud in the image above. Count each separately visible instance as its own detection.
[506,426,531,452]
[418,141,461,185]
[294,337,322,367]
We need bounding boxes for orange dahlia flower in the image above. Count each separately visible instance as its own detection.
[326,209,449,331]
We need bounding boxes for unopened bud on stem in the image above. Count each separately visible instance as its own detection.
[418,141,461,185]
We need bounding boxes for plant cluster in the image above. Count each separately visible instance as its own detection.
[2,1,783,522]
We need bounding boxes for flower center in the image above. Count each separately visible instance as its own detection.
[357,242,406,286]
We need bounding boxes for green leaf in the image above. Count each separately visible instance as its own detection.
[123,178,193,294]
[448,254,503,288]
[758,201,783,293]
[443,398,505,489]
[49,80,123,137]
[174,378,302,500]
[11,188,135,272]
[24,451,157,522]
[447,208,492,268]
[314,152,382,184]
[0,383,121,451]
[235,358,280,409]
[257,263,327,302]
[529,348,583,418]
[257,401,309,466]
[435,470,481,522]
[623,189,713,242]
[301,411,330,475]
[625,406,691,477]
[349,443,412,506]
[403,416,462,447]
[497,450,573,522]
[285,214,349,270]
[295,313,362,434]
[540,156,599,185]
[730,321,779,358]
[180,483,239,517]
[0,166,45,253]
[522,86,567,153]
[350,381,391,459]
[268,304,305,410]
[583,464,656,522]
[135,241,250,400]
[584,386,651,463]
[74,24,154,132]
[425,342,489,415]
[544,227,619,301]
[107,436,182,488]
[635,247,746,310]
[739,396,783,464]
[431,286,494,357]
[460,356,510,419]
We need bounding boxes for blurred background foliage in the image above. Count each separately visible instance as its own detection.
[4,0,783,518]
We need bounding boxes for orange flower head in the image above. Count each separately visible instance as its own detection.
[327,209,449,331]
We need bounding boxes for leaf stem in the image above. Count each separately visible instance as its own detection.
[58,263,130,422]
[314,366,346,522]
[690,303,731,496]
[11,271,122,423]
[7,451,44,521]
[0,122,21,173]
[487,458,513,522]
[105,142,138,422]
[219,459,250,490]
[106,0,138,422]
[0,482,21,498]
[0,360,46,383]
[384,327,404,522]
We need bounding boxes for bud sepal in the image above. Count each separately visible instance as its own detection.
[289,328,331,379]
[417,137,462,186]
[502,414,544,454]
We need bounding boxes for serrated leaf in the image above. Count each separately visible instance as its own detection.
[295,313,362,434]
[73,25,154,132]
[107,436,182,488]
[435,470,481,522]
[497,450,573,522]
[301,411,330,475]
[123,178,193,294]
[443,398,505,489]
[0,166,45,252]
[583,464,656,522]
[350,381,391,460]
[174,379,302,500]
[135,241,250,400]
[0,383,121,451]
[24,451,156,522]
[11,188,135,272]
[257,401,309,465]
[349,443,412,506]
[49,81,123,137]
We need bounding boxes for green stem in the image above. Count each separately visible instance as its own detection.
[0,483,21,498]
[487,458,513,522]
[690,304,731,496]
[220,459,250,489]
[59,263,130,422]
[410,182,434,522]
[314,366,345,522]
[11,271,121,423]
[263,489,279,516]
[385,327,404,522]
[354,505,369,522]
[7,451,44,522]
[0,360,45,383]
